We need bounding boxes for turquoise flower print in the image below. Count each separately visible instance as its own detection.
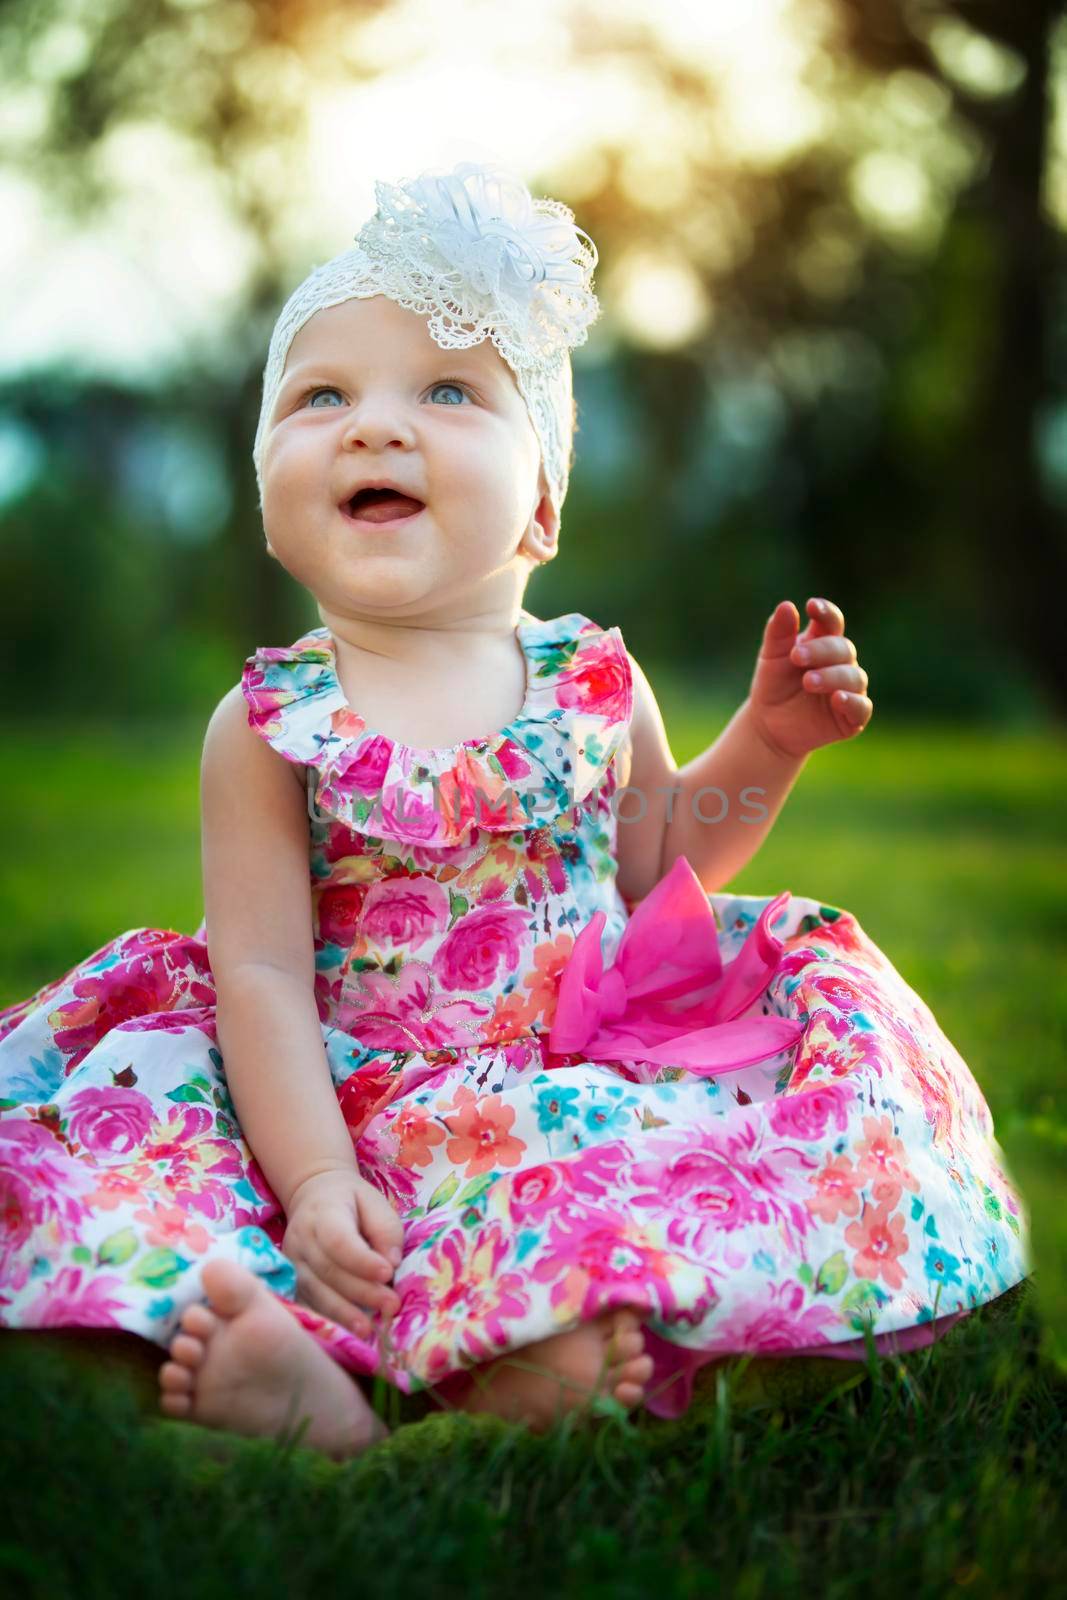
[584,1099,634,1136]
[2,1047,66,1104]
[236,1226,298,1297]
[924,1243,962,1286]
[536,1084,580,1132]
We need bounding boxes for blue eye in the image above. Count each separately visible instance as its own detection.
[299,380,472,409]
[429,381,470,405]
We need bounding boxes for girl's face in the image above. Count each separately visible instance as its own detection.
[259,295,556,620]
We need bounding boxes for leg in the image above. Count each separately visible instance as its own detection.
[158,1259,388,1460]
[435,1307,655,1432]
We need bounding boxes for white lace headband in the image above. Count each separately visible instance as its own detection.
[252,161,601,518]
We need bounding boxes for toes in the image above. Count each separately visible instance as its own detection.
[605,1308,646,1362]
[619,1353,654,1387]
[611,1308,642,1336]
[158,1359,195,1394]
[179,1303,217,1340]
[608,1327,644,1362]
[169,1334,205,1370]
[201,1258,261,1319]
[609,1352,653,1408]
[159,1391,192,1418]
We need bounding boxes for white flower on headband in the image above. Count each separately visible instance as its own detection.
[354,162,599,371]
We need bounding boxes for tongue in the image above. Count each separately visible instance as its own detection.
[352,493,423,524]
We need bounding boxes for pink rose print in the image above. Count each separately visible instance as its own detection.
[710,1280,840,1352]
[0,1121,96,1291]
[322,820,374,866]
[120,1007,218,1041]
[808,967,867,1016]
[336,1058,401,1141]
[361,1148,421,1217]
[910,1057,956,1147]
[631,1147,768,1235]
[378,783,442,841]
[360,876,449,952]
[317,883,369,948]
[337,961,490,1049]
[506,1162,565,1224]
[556,634,630,722]
[634,1125,813,1252]
[432,904,529,992]
[404,836,481,872]
[769,1082,856,1141]
[66,1086,154,1156]
[49,938,213,1066]
[434,748,529,834]
[494,739,534,783]
[0,1134,45,1285]
[332,733,392,795]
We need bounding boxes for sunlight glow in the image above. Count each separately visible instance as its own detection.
[609,252,711,349]
[849,152,935,245]
[8,0,1037,375]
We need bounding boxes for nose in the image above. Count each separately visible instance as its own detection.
[341,393,416,452]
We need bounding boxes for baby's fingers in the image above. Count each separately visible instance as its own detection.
[316,1212,395,1283]
[355,1182,405,1268]
[800,663,868,695]
[296,1266,377,1338]
[310,1237,400,1317]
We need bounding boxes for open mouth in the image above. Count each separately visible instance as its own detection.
[343,487,425,526]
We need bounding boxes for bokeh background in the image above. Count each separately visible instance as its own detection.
[0,0,1064,1356]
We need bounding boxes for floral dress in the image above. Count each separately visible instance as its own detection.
[0,609,1029,1417]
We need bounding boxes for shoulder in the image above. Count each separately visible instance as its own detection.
[622,648,675,780]
[202,683,307,793]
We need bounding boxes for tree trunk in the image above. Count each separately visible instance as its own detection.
[962,4,1067,714]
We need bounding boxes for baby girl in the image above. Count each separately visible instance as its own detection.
[0,163,1028,1456]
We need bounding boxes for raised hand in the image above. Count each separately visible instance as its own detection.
[282,1167,404,1339]
[746,597,873,761]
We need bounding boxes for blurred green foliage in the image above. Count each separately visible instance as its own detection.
[2,1,1066,722]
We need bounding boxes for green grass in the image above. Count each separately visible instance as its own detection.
[1,705,1065,1597]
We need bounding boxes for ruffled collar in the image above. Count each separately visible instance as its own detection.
[241,610,633,846]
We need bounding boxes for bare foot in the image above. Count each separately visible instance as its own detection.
[441,1307,654,1432]
[157,1258,388,1459]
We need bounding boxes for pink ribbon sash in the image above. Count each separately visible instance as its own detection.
[547,855,806,1077]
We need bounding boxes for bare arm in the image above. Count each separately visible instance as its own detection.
[662,696,808,891]
[201,686,357,1213]
[614,655,808,903]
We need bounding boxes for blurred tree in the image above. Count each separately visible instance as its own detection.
[838,0,1067,713]
[0,0,390,665]
[561,0,1067,713]
[2,0,1065,719]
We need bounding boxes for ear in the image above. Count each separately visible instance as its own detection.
[522,481,560,564]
